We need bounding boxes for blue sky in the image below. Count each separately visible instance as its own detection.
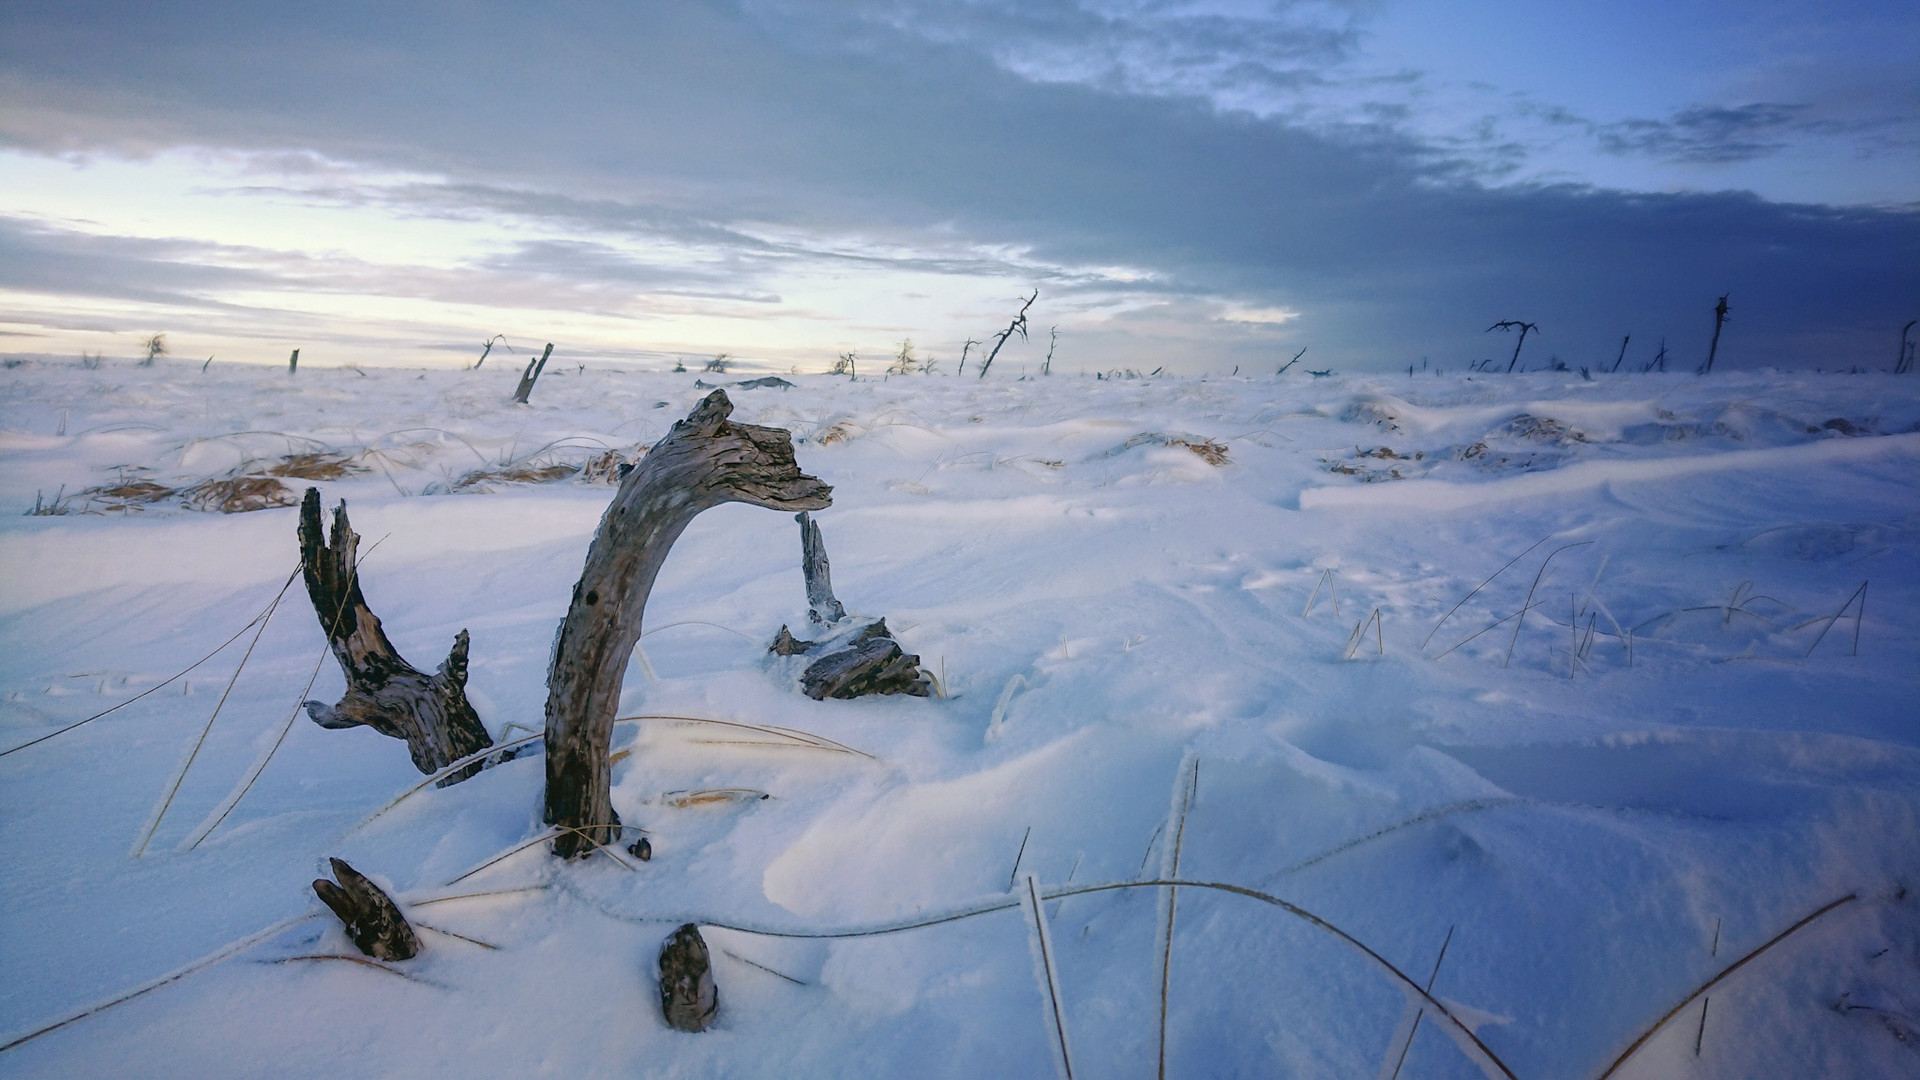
[1,0,1914,372]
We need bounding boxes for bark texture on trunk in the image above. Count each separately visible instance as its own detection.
[543,391,831,858]
[298,488,493,781]
[658,923,718,1032]
[798,511,847,624]
[312,857,420,961]
[770,513,932,700]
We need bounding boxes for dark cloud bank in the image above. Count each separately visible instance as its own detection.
[3,0,1914,370]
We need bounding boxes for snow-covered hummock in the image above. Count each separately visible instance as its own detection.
[1,360,1916,1079]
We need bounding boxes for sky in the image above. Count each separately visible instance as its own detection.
[1,0,1915,374]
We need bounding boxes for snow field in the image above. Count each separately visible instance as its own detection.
[2,360,1917,1078]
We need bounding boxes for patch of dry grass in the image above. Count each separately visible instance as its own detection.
[266,452,368,481]
[179,476,300,514]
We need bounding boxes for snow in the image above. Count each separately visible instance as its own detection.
[2,359,1917,1079]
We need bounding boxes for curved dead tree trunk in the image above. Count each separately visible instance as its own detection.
[298,488,494,781]
[544,390,832,858]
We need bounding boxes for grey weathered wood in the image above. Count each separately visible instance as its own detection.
[770,511,933,699]
[797,511,846,624]
[511,342,554,403]
[799,629,930,700]
[313,857,420,961]
[658,923,717,1032]
[543,390,831,858]
[298,488,494,781]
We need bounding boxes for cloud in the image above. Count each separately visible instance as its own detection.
[0,217,270,308]
[1596,103,1810,165]
[0,0,1914,370]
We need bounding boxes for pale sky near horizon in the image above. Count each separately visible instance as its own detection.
[1,1,1914,373]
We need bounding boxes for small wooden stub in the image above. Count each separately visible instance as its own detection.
[771,513,932,700]
[658,923,718,1032]
[312,857,420,961]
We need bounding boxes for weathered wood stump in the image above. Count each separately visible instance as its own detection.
[658,923,718,1032]
[313,857,420,961]
[543,391,831,858]
[298,488,494,782]
[770,512,932,700]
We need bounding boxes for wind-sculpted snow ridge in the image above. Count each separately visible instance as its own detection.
[1,360,1917,1078]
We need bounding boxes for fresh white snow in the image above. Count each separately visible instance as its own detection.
[2,360,1917,1079]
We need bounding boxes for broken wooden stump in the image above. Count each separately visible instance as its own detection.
[510,342,554,404]
[770,512,932,700]
[313,857,420,961]
[298,488,494,782]
[658,923,718,1032]
[543,390,832,858]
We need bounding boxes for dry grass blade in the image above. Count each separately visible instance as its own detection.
[618,713,875,760]
[718,948,807,985]
[133,574,293,856]
[1276,798,1524,877]
[1591,893,1858,1080]
[1386,925,1455,1080]
[1158,758,1199,1080]
[413,922,500,950]
[662,788,771,808]
[682,877,1517,1080]
[1801,580,1868,658]
[182,537,388,851]
[409,885,551,908]
[267,954,431,983]
[0,566,300,760]
[1023,874,1076,1080]
[349,733,543,835]
[0,912,319,1054]
[1504,541,1595,667]
[441,833,562,887]
[1423,535,1549,650]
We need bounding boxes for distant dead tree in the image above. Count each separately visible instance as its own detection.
[511,343,555,403]
[139,334,167,367]
[889,339,916,375]
[288,348,299,375]
[957,338,980,377]
[829,352,857,377]
[977,289,1038,379]
[1699,294,1729,374]
[473,334,510,370]
[1645,338,1668,373]
[1895,320,1915,375]
[1277,346,1307,375]
[1612,334,1630,373]
[703,353,732,373]
[1042,327,1058,375]
[1487,320,1539,373]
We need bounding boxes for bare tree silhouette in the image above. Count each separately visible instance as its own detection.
[1896,320,1916,375]
[1700,295,1730,374]
[1487,321,1539,373]
[473,334,511,370]
[977,289,1038,379]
